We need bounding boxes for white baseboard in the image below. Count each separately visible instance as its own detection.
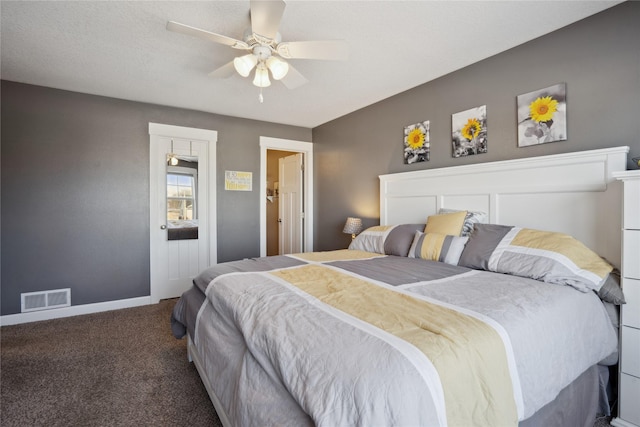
[611,417,639,427]
[0,296,152,326]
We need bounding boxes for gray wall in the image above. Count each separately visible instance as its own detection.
[313,1,640,251]
[3,2,640,315]
[1,81,310,315]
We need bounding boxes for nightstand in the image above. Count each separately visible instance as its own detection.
[612,170,640,427]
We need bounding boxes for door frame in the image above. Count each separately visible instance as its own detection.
[260,137,313,257]
[149,123,217,303]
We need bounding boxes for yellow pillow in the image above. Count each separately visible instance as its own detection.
[424,211,467,236]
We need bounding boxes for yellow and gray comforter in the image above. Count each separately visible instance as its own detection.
[173,250,617,426]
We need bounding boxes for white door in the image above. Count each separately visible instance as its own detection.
[279,153,303,254]
[149,124,217,303]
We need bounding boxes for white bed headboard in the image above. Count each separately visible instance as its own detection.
[380,146,629,267]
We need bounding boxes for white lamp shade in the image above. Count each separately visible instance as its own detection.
[266,57,289,80]
[233,54,257,77]
[342,217,363,235]
[253,65,271,87]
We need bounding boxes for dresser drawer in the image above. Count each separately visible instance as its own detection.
[621,326,640,377]
[623,230,640,279]
[623,178,640,229]
[619,373,640,426]
[623,278,640,329]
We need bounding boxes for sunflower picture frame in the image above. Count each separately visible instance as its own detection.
[517,83,567,147]
[451,105,487,158]
[403,120,430,164]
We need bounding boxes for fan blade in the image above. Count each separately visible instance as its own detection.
[276,40,348,61]
[208,61,237,79]
[250,0,285,40]
[167,21,249,50]
[280,64,308,90]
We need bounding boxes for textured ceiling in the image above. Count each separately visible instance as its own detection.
[0,1,622,128]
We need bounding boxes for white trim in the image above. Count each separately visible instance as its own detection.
[259,137,314,256]
[0,296,151,326]
[611,417,638,427]
[149,123,217,304]
[613,170,640,181]
[149,122,218,142]
[380,146,630,183]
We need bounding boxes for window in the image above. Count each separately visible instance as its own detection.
[167,173,195,220]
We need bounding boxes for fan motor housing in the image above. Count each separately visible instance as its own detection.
[243,28,281,50]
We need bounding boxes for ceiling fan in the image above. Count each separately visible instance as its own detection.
[167,0,348,102]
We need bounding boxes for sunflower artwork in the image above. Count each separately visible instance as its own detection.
[517,83,567,147]
[403,121,430,164]
[452,105,487,158]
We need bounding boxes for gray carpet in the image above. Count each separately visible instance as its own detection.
[1,299,222,427]
[1,300,614,427]
[595,416,614,427]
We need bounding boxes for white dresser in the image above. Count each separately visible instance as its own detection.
[612,170,640,427]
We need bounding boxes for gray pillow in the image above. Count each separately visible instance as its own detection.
[349,224,424,257]
[597,269,626,305]
[458,223,615,296]
[457,224,512,270]
[384,224,426,257]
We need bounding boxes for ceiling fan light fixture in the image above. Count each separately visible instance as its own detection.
[167,0,349,94]
[233,54,258,77]
[266,56,289,80]
[253,64,271,88]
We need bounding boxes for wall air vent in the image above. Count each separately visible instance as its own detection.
[21,289,71,313]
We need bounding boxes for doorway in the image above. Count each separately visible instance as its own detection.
[266,150,297,255]
[149,123,217,303]
[260,137,313,257]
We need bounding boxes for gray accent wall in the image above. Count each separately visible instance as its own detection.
[313,1,640,251]
[1,81,310,315]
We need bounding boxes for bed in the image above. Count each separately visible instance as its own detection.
[171,146,629,426]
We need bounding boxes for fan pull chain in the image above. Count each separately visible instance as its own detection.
[259,87,264,103]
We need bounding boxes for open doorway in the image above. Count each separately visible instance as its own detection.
[266,150,297,255]
[259,137,313,257]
